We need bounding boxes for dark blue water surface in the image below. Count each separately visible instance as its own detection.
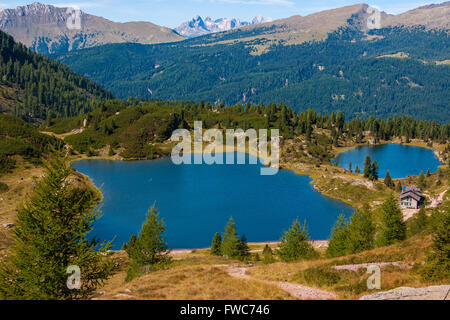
[73,153,352,249]
[333,144,441,179]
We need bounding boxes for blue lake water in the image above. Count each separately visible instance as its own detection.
[72,153,353,249]
[333,144,441,179]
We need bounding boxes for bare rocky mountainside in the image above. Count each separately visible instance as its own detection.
[0,2,184,54]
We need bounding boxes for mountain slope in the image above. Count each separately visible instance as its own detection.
[54,25,450,122]
[383,2,450,29]
[181,2,449,50]
[0,2,184,55]
[0,30,113,121]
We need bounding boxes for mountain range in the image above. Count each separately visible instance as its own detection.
[52,2,450,122]
[0,2,448,55]
[188,2,450,51]
[0,2,184,55]
[175,15,272,38]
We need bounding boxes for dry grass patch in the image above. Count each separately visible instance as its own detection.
[98,253,291,300]
[246,234,438,299]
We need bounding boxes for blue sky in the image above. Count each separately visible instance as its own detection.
[0,0,442,28]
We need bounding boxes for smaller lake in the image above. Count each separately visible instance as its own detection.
[73,153,353,249]
[333,144,441,179]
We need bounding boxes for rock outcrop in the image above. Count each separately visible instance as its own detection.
[360,285,450,300]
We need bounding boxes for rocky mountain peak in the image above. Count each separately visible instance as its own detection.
[175,15,272,38]
[0,2,183,54]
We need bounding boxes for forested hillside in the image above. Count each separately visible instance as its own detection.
[45,99,450,162]
[0,114,59,175]
[54,27,450,122]
[0,30,113,122]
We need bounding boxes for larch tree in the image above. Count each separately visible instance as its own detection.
[126,204,171,281]
[346,207,376,254]
[376,194,407,247]
[277,219,316,262]
[327,214,350,258]
[221,217,241,259]
[0,152,113,300]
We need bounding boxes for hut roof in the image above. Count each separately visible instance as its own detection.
[400,186,423,202]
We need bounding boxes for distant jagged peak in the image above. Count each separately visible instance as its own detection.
[175,15,272,38]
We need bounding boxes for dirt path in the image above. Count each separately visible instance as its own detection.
[426,189,448,209]
[222,265,338,300]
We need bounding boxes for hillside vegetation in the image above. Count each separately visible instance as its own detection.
[0,114,60,174]
[54,27,450,122]
[44,99,450,163]
[0,30,113,121]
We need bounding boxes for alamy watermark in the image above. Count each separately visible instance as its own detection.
[66,265,81,290]
[66,7,82,30]
[170,121,280,175]
[366,265,381,290]
[366,5,381,30]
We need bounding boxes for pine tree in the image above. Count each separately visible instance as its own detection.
[376,194,407,247]
[348,161,352,172]
[277,219,315,262]
[355,165,360,174]
[384,170,393,188]
[420,209,450,281]
[371,160,379,181]
[346,208,375,254]
[126,204,171,280]
[426,168,431,177]
[363,155,372,179]
[417,171,427,189]
[327,214,349,258]
[210,232,222,256]
[0,152,113,300]
[408,207,428,236]
[238,235,250,261]
[221,217,241,259]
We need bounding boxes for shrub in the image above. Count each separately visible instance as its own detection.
[300,267,341,287]
[0,181,8,193]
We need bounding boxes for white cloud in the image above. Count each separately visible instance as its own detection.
[51,1,108,10]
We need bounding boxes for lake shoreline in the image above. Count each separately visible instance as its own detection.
[69,139,445,248]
